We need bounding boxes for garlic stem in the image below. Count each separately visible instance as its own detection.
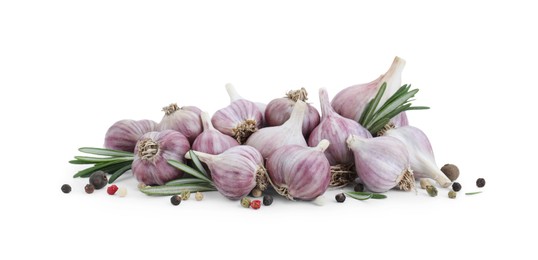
[314,139,330,152]
[225,83,243,102]
[185,150,217,163]
[200,111,214,131]
[283,100,307,129]
[319,88,333,117]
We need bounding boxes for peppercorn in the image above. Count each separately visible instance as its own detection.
[448,190,457,199]
[118,187,127,197]
[354,183,364,192]
[441,164,460,181]
[420,178,433,189]
[335,193,346,203]
[251,188,263,197]
[180,190,191,200]
[263,195,273,206]
[84,184,95,194]
[250,200,261,209]
[240,197,251,208]
[452,182,462,192]
[89,171,108,190]
[170,195,182,206]
[61,184,71,194]
[426,185,438,197]
[107,185,119,195]
[476,178,486,188]
[195,192,204,201]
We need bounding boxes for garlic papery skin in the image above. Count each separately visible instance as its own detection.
[266,140,331,201]
[347,135,415,192]
[104,119,158,152]
[308,88,372,166]
[132,130,191,185]
[192,112,239,155]
[226,83,267,125]
[331,56,408,127]
[245,100,308,159]
[264,88,320,137]
[211,98,263,144]
[158,103,203,144]
[381,125,452,188]
[186,145,267,200]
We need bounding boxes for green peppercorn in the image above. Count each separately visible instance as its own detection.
[263,195,273,206]
[84,184,95,194]
[426,185,438,197]
[61,184,71,194]
[180,190,191,200]
[476,178,486,188]
[335,193,346,203]
[170,195,182,206]
[354,183,364,192]
[452,182,462,192]
[240,197,251,208]
[448,190,457,199]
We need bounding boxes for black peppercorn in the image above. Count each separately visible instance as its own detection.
[354,183,364,192]
[263,195,273,206]
[89,171,108,190]
[84,184,95,194]
[452,182,462,192]
[476,178,486,188]
[61,184,71,194]
[170,195,182,206]
[335,193,346,203]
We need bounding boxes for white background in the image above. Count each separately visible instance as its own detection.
[1,1,536,259]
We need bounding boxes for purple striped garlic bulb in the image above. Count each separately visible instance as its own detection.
[264,87,320,137]
[104,119,158,152]
[212,98,263,144]
[192,112,239,155]
[186,145,267,200]
[246,100,308,159]
[226,83,267,125]
[347,135,415,192]
[331,56,408,127]
[381,125,452,188]
[158,103,203,144]
[132,130,191,185]
[266,140,331,201]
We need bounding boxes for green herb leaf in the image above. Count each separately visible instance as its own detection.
[140,184,216,196]
[165,178,213,186]
[346,192,387,200]
[108,164,132,184]
[74,156,134,163]
[72,159,132,178]
[167,160,212,183]
[188,150,210,179]
[359,82,387,126]
[346,192,373,200]
[78,147,134,157]
[465,191,483,195]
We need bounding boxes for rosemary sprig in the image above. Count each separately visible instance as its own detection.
[345,192,387,201]
[465,191,483,195]
[359,82,429,136]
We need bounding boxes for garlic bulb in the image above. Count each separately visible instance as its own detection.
[331,56,408,127]
[192,111,239,155]
[245,100,308,158]
[132,130,191,185]
[158,103,203,144]
[266,140,331,201]
[226,83,267,124]
[347,134,414,192]
[381,125,452,188]
[264,88,320,137]
[211,98,263,144]
[186,145,267,200]
[308,88,372,165]
[104,119,158,152]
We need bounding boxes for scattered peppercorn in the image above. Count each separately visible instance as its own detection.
[263,195,273,206]
[61,184,71,194]
[118,187,127,197]
[448,190,457,199]
[250,200,261,209]
[426,185,438,197]
[420,178,433,189]
[170,195,182,206]
[452,182,462,192]
[251,188,263,197]
[107,185,119,195]
[335,193,346,203]
[195,192,204,201]
[441,164,460,181]
[89,171,108,189]
[476,178,486,188]
[137,183,146,190]
[181,190,191,200]
[354,183,364,192]
[84,184,95,194]
[240,197,251,208]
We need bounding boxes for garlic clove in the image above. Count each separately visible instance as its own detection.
[104,119,158,152]
[132,130,191,185]
[382,125,452,188]
[192,112,239,155]
[158,103,203,144]
[331,56,408,127]
[266,140,331,201]
[245,100,308,159]
[211,98,263,144]
[347,134,414,193]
